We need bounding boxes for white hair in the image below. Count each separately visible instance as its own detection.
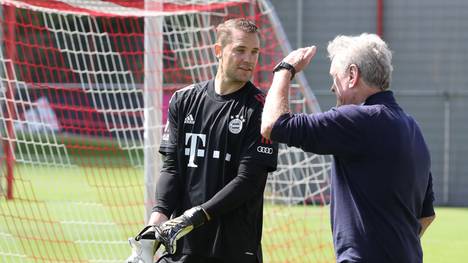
[327,33,393,90]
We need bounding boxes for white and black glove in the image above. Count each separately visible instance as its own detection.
[155,206,209,254]
[126,225,161,263]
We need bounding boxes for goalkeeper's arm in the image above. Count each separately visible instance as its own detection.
[155,161,268,254]
[201,161,268,218]
[149,152,181,225]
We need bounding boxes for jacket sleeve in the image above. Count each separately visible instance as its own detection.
[420,172,435,218]
[270,105,370,157]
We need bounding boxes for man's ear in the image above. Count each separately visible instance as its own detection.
[348,64,359,88]
[215,43,222,60]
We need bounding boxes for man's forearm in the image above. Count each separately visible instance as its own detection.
[261,70,292,139]
[261,46,317,139]
[201,162,268,218]
[154,153,181,219]
[147,211,169,226]
[419,214,435,238]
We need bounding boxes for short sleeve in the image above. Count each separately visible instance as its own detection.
[421,172,435,217]
[240,106,278,172]
[159,92,179,155]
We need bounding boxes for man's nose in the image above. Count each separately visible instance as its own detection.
[244,53,257,63]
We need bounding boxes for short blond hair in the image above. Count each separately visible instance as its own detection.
[216,18,259,47]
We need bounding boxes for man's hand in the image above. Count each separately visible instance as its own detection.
[155,206,209,254]
[282,46,317,73]
[148,211,169,226]
[261,46,317,140]
[419,214,436,238]
[126,225,161,263]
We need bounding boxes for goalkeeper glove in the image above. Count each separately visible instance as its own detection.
[155,206,209,254]
[126,225,161,263]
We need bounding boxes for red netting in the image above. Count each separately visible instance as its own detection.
[0,1,332,262]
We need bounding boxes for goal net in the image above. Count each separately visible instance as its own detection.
[0,0,332,262]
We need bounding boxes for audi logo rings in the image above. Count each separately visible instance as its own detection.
[257,146,274,154]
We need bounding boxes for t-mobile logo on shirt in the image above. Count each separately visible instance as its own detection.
[185,133,206,167]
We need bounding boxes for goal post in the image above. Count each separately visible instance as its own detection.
[0,1,333,262]
[143,0,164,223]
[1,3,17,200]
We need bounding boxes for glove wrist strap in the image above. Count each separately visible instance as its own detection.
[184,206,208,228]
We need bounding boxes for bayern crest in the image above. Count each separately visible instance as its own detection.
[228,114,246,134]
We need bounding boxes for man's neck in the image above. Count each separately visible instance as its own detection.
[355,85,382,104]
[214,74,246,95]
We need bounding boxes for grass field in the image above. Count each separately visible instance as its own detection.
[1,164,467,262]
[421,207,468,262]
[266,206,468,263]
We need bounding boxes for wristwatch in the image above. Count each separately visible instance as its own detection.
[273,61,296,80]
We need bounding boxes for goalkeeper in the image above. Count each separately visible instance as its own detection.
[148,18,278,263]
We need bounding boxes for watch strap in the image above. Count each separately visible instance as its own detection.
[273,61,296,80]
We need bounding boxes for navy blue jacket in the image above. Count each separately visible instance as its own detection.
[271,91,435,263]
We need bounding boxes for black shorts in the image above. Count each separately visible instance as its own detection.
[156,253,260,263]
[156,254,223,263]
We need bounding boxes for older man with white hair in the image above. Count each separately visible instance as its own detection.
[261,33,435,263]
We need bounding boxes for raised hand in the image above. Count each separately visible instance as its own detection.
[282,46,317,73]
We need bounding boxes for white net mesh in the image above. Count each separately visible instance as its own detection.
[0,0,333,262]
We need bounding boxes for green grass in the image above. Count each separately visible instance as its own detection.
[1,164,467,262]
[0,164,145,263]
[263,205,468,263]
[421,207,468,262]
[263,204,334,262]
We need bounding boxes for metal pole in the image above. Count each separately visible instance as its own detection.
[144,0,163,223]
[250,0,255,17]
[263,0,321,113]
[296,0,303,48]
[3,4,17,200]
[442,92,450,204]
[376,0,384,37]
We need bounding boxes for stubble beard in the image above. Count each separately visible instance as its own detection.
[226,68,251,85]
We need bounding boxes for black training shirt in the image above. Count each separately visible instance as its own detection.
[156,79,278,261]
